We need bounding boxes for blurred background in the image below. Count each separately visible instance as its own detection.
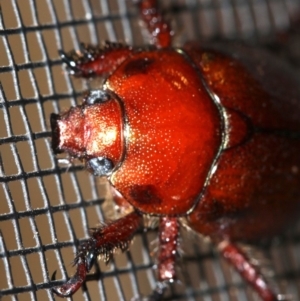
[0,1,300,301]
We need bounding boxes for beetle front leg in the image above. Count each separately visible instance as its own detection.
[52,210,143,297]
[149,217,180,300]
[157,217,179,283]
[59,42,133,78]
[132,216,179,301]
[219,241,279,301]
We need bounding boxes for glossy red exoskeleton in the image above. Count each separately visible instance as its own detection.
[50,1,300,300]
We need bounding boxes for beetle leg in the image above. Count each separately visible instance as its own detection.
[52,210,143,297]
[147,217,179,299]
[134,0,174,48]
[132,217,179,301]
[157,216,179,282]
[59,42,133,78]
[219,241,279,301]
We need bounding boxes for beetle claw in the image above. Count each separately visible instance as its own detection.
[51,258,87,297]
[148,283,167,301]
[131,282,167,301]
[51,270,57,282]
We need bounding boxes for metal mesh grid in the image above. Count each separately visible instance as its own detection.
[0,0,300,301]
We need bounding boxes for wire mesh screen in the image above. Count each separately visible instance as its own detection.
[0,0,300,301]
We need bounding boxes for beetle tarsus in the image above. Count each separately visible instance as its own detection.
[51,257,88,297]
[52,211,143,297]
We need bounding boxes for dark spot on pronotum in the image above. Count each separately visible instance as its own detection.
[130,185,162,205]
[124,58,154,77]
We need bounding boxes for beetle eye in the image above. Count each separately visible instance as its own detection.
[84,90,111,105]
[87,157,114,176]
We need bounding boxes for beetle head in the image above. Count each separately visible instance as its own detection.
[51,90,124,176]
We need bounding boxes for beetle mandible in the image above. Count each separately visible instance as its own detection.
[50,0,300,300]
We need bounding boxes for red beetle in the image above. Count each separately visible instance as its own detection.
[50,1,300,300]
